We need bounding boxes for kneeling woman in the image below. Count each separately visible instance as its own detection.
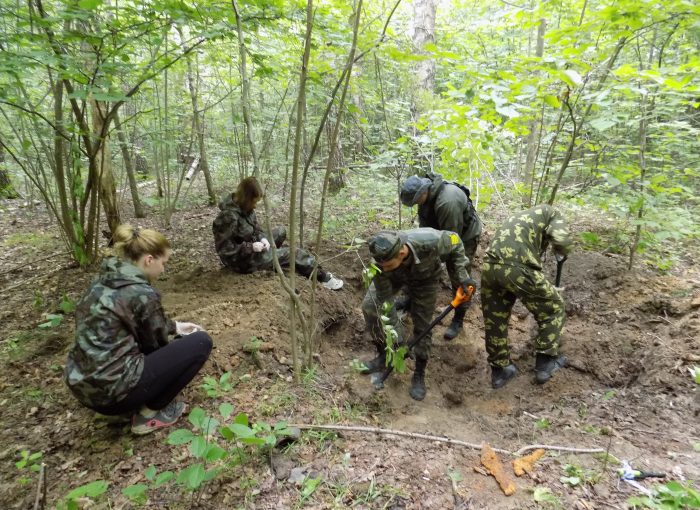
[64,224,213,435]
[213,176,343,290]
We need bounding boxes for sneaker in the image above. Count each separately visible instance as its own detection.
[131,401,186,435]
[535,354,567,384]
[491,364,518,389]
[321,273,344,290]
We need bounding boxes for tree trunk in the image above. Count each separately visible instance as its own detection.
[232,0,261,177]
[522,17,546,205]
[411,0,437,122]
[114,111,145,218]
[183,36,216,206]
[90,99,120,237]
[0,145,19,198]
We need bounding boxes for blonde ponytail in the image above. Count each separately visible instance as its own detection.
[112,224,170,262]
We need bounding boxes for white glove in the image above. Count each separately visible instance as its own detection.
[175,321,203,335]
[260,238,271,251]
[252,241,265,252]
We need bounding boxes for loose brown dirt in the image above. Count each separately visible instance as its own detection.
[0,193,698,510]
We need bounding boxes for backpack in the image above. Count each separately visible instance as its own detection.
[448,181,473,205]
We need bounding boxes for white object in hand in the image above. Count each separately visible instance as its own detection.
[260,238,271,251]
[252,241,265,252]
[176,321,203,335]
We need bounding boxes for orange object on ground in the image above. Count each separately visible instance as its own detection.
[513,448,546,476]
[480,443,516,496]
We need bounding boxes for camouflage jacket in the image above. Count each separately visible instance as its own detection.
[212,193,264,272]
[418,173,482,242]
[485,205,572,270]
[374,228,471,304]
[64,257,176,409]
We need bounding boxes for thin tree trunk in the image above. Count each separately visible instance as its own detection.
[114,111,145,218]
[286,0,314,380]
[0,145,19,199]
[182,32,216,206]
[309,0,362,366]
[522,17,546,205]
[90,99,120,238]
[232,0,260,177]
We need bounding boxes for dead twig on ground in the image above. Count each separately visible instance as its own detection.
[32,462,46,510]
[0,251,66,276]
[289,423,607,457]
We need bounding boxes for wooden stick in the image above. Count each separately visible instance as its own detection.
[288,423,608,457]
[0,251,65,277]
[33,463,45,510]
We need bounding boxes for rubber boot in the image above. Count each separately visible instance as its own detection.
[535,354,567,384]
[491,364,518,389]
[410,358,427,401]
[360,346,386,375]
[444,305,467,340]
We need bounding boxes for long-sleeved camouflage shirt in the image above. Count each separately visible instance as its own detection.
[64,257,176,409]
[212,193,265,272]
[418,173,482,243]
[373,228,471,305]
[485,205,572,270]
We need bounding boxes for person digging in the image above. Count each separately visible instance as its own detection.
[481,205,572,389]
[399,173,483,340]
[360,229,477,401]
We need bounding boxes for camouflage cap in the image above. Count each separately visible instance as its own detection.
[400,176,432,206]
[368,231,407,262]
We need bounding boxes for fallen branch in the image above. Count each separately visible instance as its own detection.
[289,423,608,458]
[33,462,46,510]
[513,444,606,457]
[0,250,66,277]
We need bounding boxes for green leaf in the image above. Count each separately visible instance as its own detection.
[204,445,227,462]
[64,480,109,500]
[78,0,103,9]
[178,463,206,491]
[219,402,234,420]
[228,423,255,438]
[561,475,581,486]
[144,465,157,481]
[188,407,207,429]
[233,412,249,426]
[154,471,174,488]
[533,486,558,503]
[122,484,148,503]
[589,117,616,131]
[544,95,561,108]
[166,428,195,445]
[189,436,208,458]
[496,105,520,118]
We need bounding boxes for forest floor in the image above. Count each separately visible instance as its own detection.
[0,179,699,510]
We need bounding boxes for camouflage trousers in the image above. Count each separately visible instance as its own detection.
[481,261,564,368]
[362,279,438,360]
[245,227,319,279]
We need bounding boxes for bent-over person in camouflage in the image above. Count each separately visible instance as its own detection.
[400,173,483,340]
[481,205,572,389]
[362,228,477,401]
[64,224,212,435]
[213,177,343,290]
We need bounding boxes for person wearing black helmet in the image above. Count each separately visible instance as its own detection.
[400,173,482,340]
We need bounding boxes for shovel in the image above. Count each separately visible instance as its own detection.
[372,285,475,389]
[555,253,567,288]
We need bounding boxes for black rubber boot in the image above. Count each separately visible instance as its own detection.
[535,354,567,384]
[443,321,462,340]
[410,358,427,401]
[394,294,411,312]
[444,305,467,340]
[491,364,518,389]
[360,344,386,375]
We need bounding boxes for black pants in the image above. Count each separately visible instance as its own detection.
[94,332,212,415]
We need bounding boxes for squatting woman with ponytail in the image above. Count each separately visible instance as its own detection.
[64,224,213,435]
